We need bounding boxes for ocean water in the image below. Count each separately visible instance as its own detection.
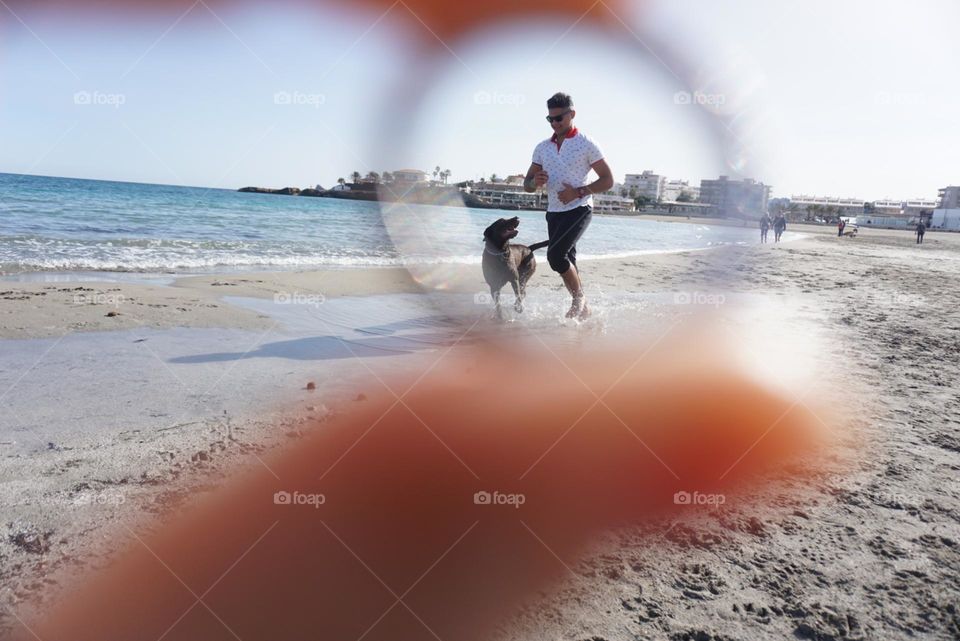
[0,173,786,274]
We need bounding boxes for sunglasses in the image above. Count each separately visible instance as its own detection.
[545,110,571,123]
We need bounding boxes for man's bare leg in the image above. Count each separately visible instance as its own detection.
[561,264,590,319]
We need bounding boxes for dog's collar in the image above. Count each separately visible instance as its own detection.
[483,244,509,256]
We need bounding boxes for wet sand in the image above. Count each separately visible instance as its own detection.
[2,225,958,639]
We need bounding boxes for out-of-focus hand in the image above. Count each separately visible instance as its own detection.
[558,182,579,205]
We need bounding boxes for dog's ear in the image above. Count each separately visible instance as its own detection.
[483,219,505,241]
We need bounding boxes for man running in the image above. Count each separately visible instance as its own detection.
[524,92,614,319]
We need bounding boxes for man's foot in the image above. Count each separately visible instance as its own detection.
[577,302,591,320]
[565,295,585,319]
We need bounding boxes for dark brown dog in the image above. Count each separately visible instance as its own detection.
[482,217,548,318]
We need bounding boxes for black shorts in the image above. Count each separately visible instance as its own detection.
[545,205,592,274]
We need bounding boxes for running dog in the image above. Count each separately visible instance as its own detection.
[482,217,548,318]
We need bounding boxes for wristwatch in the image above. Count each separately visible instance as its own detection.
[576,186,590,199]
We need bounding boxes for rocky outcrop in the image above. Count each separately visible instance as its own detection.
[238,184,530,210]
[237,186,301,195]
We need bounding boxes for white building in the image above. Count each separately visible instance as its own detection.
[789,195,867,218]
[391,169,428,183]
[624,171,664,201]
[662,179,699,202]
[872,199,906,216]
[789,195,938,227]
[593,193,635,212]
[862,198,938,228]
[699,176,770,217]
[903,198,939,217]
[471,181,545,209]
[932,185,960,230]
[938,186,960,209]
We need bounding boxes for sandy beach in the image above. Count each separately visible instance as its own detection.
[2,221,957,639]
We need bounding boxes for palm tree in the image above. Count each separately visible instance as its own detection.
[788,202,801,221]
[382,171,393,183]
[337,177,346,186]
[365,171,380,184]
[490,173,500,183]
[442,169,451,184]
[434,166,441,183]
[350,171,361,184]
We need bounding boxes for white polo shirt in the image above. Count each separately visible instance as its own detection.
[531,127,604,213]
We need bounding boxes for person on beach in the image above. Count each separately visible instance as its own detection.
[773,213,787,242]
[524,92,614,319]
[760,213,771,243]
[838,218,846,237]
[916,220,926,244]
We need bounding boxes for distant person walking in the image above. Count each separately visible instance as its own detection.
[916,220,926,244]
[760,213,771,243]
[524,92,614,320]
[838,218,846,237]
[773,213,787,242]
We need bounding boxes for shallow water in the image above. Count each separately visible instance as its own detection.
[1,172,799,273]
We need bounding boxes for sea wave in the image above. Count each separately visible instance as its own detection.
[0,243,785,274]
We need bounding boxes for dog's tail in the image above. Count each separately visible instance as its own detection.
[520,240,549,266]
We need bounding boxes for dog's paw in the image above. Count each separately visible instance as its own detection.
[514,302,524,314]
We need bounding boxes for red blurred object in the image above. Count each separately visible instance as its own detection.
[27,337,830,641]
[347,0,627,41]
[3,0,631,41]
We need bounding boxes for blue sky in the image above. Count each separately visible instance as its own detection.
[1,0,957,201]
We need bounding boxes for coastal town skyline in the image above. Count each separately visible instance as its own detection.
[3,166,950,213]
[321,166,948,206]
